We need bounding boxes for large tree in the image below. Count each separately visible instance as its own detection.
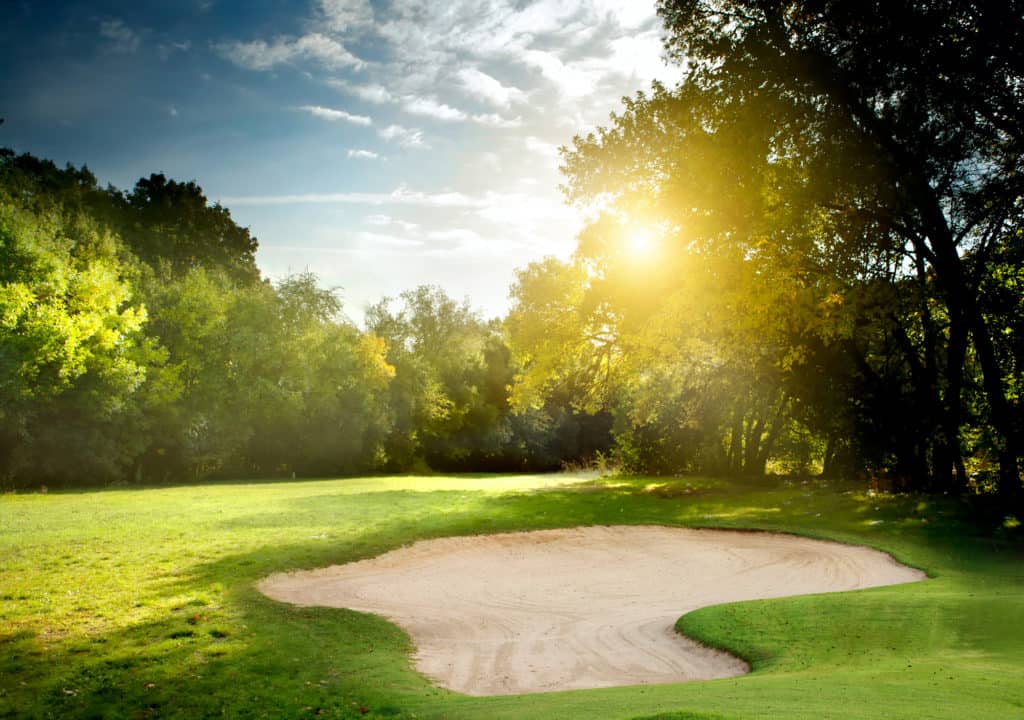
[0,186,159,484]
[557,1,1023,498]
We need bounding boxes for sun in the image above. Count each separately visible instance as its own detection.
[627,227,655,255]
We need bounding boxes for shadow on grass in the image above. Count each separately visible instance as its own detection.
[4,475,1022,720]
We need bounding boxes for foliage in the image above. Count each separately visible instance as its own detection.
[0,190,157,483]
[503,1,1024,504]
[368,285,610,472]
[0,151,612,486]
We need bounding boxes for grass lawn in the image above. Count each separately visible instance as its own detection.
[1,473,1022,719]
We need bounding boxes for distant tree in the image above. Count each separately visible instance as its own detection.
[116,174,260,284]
[242,273,394,476]
[367,286,500,470]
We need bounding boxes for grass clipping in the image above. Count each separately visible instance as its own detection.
[259,525,924,695]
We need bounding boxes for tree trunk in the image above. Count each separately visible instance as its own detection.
[729,411,744,476]
[771,18,1018,497]
[967,306,1022,505]
[743,416,764,475]
[934,307,969,492]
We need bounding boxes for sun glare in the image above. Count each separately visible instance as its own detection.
[627,227,655,255]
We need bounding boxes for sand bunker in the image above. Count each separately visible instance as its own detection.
[259,525,925,695]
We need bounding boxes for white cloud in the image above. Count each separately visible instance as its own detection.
[608,29,668,82]
[524,135,560,159]
[365,214,419,231]
[479,152,502,171]
[220,184,484,208]
[427,228,483,246]
[298,104,372,126]
[590,0,657,29]
[456,68,526,108]
[347,148,380,159]
[378,124,429,148]
[471,112,522,128]
[217,32,363,71]
[388,184,483,207]
[400,96,467,122]
[99,19,140,54]
[474,189,578,229]
[520,49,598,98]
[318,0,374,31]
[330,80,393,104]
[352,231,423,248]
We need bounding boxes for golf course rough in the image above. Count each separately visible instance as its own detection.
[259,525,926,695]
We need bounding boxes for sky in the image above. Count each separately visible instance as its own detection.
[1,0,677,322]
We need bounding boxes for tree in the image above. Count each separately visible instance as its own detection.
[367,286,506,471]
[115,174,261,284]
[555,1,1023,499]
[0,188,158,485]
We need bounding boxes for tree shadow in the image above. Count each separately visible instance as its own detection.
[4,477,1021,720]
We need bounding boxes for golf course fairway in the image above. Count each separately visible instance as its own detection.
[1,473,1022,719]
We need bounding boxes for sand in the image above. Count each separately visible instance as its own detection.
[258,525,925,695]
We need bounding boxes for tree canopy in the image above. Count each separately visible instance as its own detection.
[507,0,1023,503]
[0,150,609,486]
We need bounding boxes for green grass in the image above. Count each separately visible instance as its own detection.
[1,473,1022,720]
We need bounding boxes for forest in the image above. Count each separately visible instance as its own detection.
[2,1,1022,514]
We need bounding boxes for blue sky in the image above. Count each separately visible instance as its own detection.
[2,0,676,322]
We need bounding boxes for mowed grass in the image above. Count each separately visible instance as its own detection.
[1,474,1022,720]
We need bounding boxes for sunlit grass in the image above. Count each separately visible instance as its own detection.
[1,474,1022,719]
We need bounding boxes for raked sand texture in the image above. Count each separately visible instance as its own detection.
[259,525,926,695]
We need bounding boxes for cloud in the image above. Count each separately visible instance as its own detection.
[471,113,522,128]
[351,231,423,248]
[330,80,393,104]
[607,29,666,82]
[520,49,598,98]
[400,96,467,122]
[378,124,429,148]
[456,68,526,108]
[524,135,560,159]
[427,227,483,246]
[217,32,363,71]
[479,152,502,171]
[298,104,372,125]
[318,0,375,31]
[99,19,140,54]
[214,0,673,316]
[365,214,419,231]
[158,40,191,61]
[347,148,380,159]
[220,184,484,208]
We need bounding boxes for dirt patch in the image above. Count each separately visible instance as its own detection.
[259,525,924,696]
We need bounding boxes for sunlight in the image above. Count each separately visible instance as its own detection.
[628,227,654,253]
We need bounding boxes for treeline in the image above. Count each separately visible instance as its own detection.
[0,150,610,487]
[2,5,1021,505]
[506,1,1024,507]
